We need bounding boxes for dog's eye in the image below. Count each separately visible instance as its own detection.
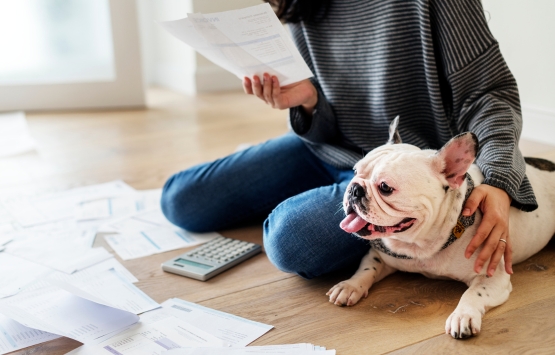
[353,168,357,175]
[378,182,394,196]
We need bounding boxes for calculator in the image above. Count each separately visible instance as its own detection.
[161,236,262,281]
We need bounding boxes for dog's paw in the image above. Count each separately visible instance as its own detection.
[326,280,367,307]
[445,306,482,339]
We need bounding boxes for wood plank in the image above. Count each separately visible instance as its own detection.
[389,295,555,354]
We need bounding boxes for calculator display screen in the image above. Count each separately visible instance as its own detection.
[175,258,213,269]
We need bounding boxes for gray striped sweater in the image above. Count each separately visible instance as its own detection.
[288,0,537,211]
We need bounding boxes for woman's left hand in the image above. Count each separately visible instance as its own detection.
[462,184,513,276]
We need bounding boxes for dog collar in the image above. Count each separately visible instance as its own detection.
[366,174,476,259]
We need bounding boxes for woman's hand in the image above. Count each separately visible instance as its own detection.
[243,74,318,114]
[463,184,513,276]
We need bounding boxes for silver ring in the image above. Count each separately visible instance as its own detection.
[499,238,507,244]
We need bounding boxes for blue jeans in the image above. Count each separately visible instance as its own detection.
[161,133,370,279]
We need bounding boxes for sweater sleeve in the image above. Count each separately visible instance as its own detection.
[287,23,340,145]
[289,78,340,144]
[430,0,537,211]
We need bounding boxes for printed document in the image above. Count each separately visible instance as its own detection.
[162,298,273,347]
[0,314,60,355]
[47,268,159,315]
[163,343,336,354]
[67,314,227,355]
[6,229,111,273]
[0,281,139,344]
[2,180,136,227]
[159,3,313,86]
[0,253,51,298]
[104,209,219,260]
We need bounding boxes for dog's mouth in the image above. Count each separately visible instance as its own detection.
[340,211,416,237]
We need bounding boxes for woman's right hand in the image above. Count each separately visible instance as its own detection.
[243,73,318,114]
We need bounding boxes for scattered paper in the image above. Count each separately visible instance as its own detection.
[67,314,228,355]
[48,268,159,315]
[0,281,139,345]
[0,253,52,299]
[0,111,36,158]
[76,189,162,222]
[0,313,60,354]
[6,229,111,274]
[158,3,313,86]
[163,344,336,355]
[105,227,218,260]
[162,298,273,347]
[104,210,219,260]
[2,180,136,227]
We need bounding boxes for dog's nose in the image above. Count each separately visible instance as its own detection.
[349,183,365,200]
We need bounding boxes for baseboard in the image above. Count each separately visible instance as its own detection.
[521,105,555,145]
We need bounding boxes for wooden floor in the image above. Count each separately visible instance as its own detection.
[5,87,555,354]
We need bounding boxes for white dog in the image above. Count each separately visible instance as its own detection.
[328,117,555,339]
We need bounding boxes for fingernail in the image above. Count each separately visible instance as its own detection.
[462,208,470,216]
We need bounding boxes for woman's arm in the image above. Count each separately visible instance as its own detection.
[430,0,538,275]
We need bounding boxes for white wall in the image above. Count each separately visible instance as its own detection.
[483,0,555,145]
[137,0,261,94]
[137,0,195,94]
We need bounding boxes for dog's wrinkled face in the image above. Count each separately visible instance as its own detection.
[340,117,479,248]
[340,144,434,241]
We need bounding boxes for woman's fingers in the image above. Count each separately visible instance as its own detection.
[242,77,253,95]
[503,237,513,274]
[263,73,274,106]
[252,75,264,100]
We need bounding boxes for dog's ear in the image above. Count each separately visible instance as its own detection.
[387,116,402,144]
[433,132,479,189]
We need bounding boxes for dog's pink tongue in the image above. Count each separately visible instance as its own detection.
[340,213,368,233]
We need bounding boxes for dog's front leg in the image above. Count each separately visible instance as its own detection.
[445,270,512,339]
[327,249,396,306]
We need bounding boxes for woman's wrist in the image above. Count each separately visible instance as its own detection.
[300,84,318,116]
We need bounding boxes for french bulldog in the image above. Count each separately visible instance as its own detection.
[328,117,555,339]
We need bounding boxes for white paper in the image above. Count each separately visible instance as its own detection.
[67,314,228,355]
[76,189,162,222]
[162,344,335,355]
[6,229,112,273]
[57,257,139,284]
[2,180,136,227]
[105,223,219,261]
[0,313,60,354]
[0,253,52,298]
[162,298,273,347]
[0,281,139,345]
[163,344,335,355]
[48,268,159,315]
[0,111,36,158]
[158,3,313,86]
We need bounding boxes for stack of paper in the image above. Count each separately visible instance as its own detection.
[158,3,313,86]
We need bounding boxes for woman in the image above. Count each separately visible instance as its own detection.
[161,0,537,279]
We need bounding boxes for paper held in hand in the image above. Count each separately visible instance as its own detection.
[158,3,313,86]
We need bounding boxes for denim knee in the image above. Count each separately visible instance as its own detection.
[160,171,209,233]
[263,210,319,279]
